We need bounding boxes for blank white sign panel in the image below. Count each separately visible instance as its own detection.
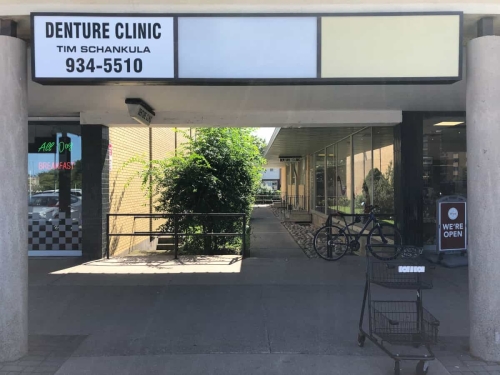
[178,17,317,79]
[321,15,461,79]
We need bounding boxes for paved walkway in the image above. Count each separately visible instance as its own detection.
[249,206,306,259]
[0,208,482,375]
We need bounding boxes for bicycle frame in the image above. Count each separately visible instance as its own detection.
[329,212,380,244]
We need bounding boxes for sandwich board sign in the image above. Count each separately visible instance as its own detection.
[437,195,467,252]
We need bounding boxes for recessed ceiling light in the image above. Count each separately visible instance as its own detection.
[434,121,464,126]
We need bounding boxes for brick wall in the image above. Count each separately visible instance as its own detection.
[108,127,186,256]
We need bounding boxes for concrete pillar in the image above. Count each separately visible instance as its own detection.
[0,35,28,361]
[467,36,500,361]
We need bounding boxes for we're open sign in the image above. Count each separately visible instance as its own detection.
[438,201,467,251]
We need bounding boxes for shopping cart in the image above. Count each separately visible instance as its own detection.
[357,246,440,375]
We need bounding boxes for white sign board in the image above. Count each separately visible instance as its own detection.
[32,15,174,80]
[31,12,462,85]
[178,17,317,79]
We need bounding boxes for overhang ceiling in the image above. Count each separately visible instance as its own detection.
[9,13,491,123]
[264,125,395,167]
[3,9,500,42]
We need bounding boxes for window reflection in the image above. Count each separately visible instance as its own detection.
[28,124,82,253]
[326,145,336,214]
[336,137,351,213]
[312,127,394,219]
[314,151,325,213]
[353,128,373,214]
[423,118,466,246]
[372,128,395,215]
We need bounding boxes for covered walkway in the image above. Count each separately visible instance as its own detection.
[249,206,306,259]
[0,241,473,374]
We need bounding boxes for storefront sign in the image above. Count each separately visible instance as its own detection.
[29,137,72,154]
[438,201,467,251]
[280,157,302,162]
[38,141,72,153]
[31,12,463,85]
[32,14,175,80]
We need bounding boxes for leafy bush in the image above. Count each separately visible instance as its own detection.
[361,162,394,213]
[123,128,266,255]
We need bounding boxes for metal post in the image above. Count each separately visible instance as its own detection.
[174,214,179,260]
[242,214,247,258]
[106,214,110,259]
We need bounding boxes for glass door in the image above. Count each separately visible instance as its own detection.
[28,124,83,256]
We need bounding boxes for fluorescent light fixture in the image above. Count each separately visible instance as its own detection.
[434,121,464,126]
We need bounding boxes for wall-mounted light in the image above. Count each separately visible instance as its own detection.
[434,121,464,126]
[125,98,155,126]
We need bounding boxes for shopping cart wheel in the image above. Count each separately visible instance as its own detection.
[394,360,400,375]
[416,360,429,375]
[357,332,366,347]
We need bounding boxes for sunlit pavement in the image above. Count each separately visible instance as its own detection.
[9,207,474,375]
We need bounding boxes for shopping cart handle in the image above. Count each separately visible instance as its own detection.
[388,319,399,326]
[430,321,440,327]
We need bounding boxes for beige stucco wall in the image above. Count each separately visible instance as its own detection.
[2,0,499,12]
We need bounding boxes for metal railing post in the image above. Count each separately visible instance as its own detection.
[106,214,110,259]
[242,214,247,258]
[174,214,179,260]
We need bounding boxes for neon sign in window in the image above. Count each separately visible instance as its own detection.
[37,141,73,153]
[38,162,76,170]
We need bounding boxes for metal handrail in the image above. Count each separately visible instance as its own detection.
[278,195,309,220]
[106,212,247,260]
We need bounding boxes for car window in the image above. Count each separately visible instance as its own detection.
[29,197,58,207]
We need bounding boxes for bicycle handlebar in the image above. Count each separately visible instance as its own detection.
[331,205,380,217]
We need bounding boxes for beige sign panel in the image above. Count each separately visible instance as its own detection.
[321,15,461,79]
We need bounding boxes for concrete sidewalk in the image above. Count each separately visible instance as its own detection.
[0,207,479,375]
[249,206,306,259]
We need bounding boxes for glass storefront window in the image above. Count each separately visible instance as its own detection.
[336,137,351,214]
[372,127,395,215]
[311,127,394,218]
[314,151,325,213]
[422,117,466,246]
[353,128,373,214]
[28,124,83,254]
[326,145,336,214]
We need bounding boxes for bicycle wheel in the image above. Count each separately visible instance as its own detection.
[313,225,349,261]
[367,223,403,260]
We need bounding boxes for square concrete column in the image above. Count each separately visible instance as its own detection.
[0,35,28,361]
[82,126,109,260]
[467,35,500,361]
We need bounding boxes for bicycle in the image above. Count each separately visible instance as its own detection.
[313,203,403,261]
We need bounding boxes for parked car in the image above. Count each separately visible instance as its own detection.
[41,189,82,197]
[28,193,82,223]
